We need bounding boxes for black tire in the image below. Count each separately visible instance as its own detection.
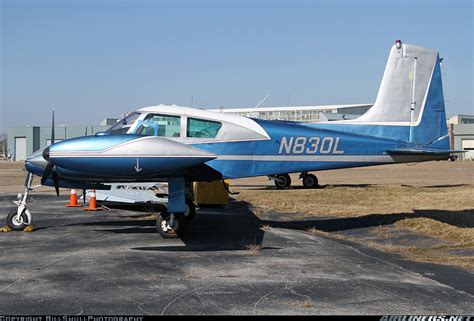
[156,212,188,238]
[184,199,196,221]
[274,174,291,189]
[6,210,29,231]
[302,174,318,188]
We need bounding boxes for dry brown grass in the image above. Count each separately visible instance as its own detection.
[367,242,474,271]
[308,218,474,270]
[336,218,474,270]
[390,218,474,270]
[249,205,270,216]
[395,218,474,244]
[243,244,262,255]
[288,298,314,308]
[237,185,474,218]
[127,213,157,220]
[307,227,333,238]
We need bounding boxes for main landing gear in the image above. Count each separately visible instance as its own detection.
[300,172,319,188]
[272,174,292,189]
[269,172,319,189]
[6,173,34,231]
[155,178,197,238]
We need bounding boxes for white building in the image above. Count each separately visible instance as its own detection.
[209,104,372,123]
[448,114,474,160]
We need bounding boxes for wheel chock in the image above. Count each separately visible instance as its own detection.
[0,226,12,233]
[23,225,37,232]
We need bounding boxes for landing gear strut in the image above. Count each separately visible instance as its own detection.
[7,173,34,231]
[155,176,191,238]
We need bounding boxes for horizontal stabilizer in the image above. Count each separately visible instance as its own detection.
[386,149,466,155]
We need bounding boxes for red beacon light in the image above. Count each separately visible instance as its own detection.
[395,39,402,49]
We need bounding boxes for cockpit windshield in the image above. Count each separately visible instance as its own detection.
[133,114,181,137]
[106,112,141,135]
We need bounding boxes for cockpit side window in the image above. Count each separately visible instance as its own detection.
[136,114,181,137]
[106,112,140,135]
[187,117,222,138]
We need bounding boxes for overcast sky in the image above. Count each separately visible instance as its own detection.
[1,0,472,133]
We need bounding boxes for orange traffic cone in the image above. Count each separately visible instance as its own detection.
[83,189,103,211]
[66,189,82,207]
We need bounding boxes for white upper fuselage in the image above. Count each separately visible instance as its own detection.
[134,104,270,144]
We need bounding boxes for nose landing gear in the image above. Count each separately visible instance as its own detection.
[6,173,34,231]
[155,198,195,238]
[156,212,188,238]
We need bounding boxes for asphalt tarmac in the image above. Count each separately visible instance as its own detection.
[0,195,473,315]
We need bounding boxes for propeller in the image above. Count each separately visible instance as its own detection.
[41,108,60,196]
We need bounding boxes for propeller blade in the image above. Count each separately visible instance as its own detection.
[52,171,60,196]
[41,163,53,185]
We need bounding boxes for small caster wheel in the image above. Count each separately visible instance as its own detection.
[6,210,29,231]
[156,212,188,238]
[274,174,291,189]
[302,174,318,188]
[184,199,196,221]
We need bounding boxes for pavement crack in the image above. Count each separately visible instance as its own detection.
[161,285,208,315]
[252,283,290,315]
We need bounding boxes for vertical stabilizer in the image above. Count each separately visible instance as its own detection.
[354,42,448,147]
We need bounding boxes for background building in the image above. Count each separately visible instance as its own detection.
[210,104,372,123]
[448,114,474,160]
[0,134,7,160]
[6,118,117,161]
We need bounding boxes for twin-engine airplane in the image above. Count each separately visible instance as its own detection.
[8,41,460,237]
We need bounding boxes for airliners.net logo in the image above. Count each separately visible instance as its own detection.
[381,316,472,321]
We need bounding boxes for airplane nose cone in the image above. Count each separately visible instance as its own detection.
[42,146,50,161]
[26,148,49,168]
[25,148,50,177]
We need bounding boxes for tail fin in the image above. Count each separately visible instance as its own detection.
[355,42,449,148]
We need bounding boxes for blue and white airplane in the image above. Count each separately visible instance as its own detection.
[10,41,459,237]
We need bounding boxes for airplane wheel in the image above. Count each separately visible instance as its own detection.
[156,212,187,238]
[6,210,29,231]
[274,174,291,189]
[302,174,318,188]
[184,199,196,221]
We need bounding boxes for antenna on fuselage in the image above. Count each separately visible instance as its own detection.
[246,94,270,118]
[254,94,269,109]
[51,107,55,145]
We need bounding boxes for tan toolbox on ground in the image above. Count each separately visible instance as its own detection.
[193,180,229,206]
